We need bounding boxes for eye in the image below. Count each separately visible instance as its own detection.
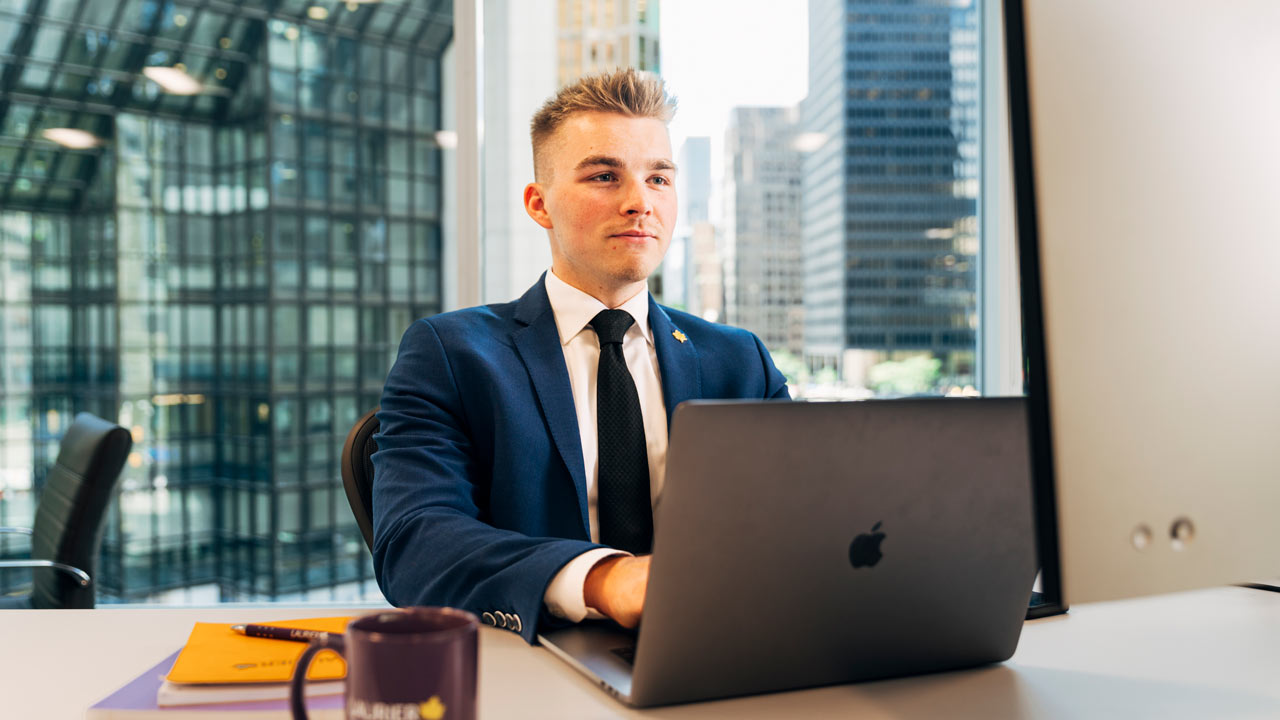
[590,172,616,182]
[650,175,672,186]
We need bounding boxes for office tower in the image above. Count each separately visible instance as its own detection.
[678,136,711,226]
[557,0,661,87]
[677,139,722,322]
[687,222,724,323]
[724,107,804,355]
[802,0,980,388]
[667,136,711,312]
[0,2,452,602]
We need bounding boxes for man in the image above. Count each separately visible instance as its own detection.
[372,68,789,644]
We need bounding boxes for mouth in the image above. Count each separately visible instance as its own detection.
[611,230,656,239]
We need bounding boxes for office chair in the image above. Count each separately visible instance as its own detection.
[0,412,132,609]
[340,407,379,553]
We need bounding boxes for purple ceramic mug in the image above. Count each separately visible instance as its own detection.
[290,607,478,720]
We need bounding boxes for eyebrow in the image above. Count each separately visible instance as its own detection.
[574,155,678,173]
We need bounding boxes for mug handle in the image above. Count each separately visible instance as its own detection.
[289,634,347,720]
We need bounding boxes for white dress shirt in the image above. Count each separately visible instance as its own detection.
[541,269,669,621]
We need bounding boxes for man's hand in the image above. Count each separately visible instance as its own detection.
[583,555,650,629]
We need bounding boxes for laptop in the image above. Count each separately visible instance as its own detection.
[538,397,1038,707]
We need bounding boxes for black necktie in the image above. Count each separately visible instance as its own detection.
[591,309,653,554]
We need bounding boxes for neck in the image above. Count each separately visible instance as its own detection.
[550,267,646,309]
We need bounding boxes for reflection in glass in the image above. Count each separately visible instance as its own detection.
[0,1,451,605]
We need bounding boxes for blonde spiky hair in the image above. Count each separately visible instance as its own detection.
[529,68,677,180]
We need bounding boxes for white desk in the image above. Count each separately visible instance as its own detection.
[2,586,1278,719]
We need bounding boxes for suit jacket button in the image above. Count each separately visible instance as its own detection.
[512,615,522,633]
[495,613,507,629]
[482,612,496,626]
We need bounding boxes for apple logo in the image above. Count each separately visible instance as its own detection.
[848,521,886,568]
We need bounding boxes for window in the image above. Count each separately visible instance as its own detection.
[481,0,1018,399]
[0,2,454,605]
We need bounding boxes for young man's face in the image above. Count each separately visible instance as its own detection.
[524,111,677,305]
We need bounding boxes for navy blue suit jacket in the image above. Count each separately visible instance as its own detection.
[371,277,789,643]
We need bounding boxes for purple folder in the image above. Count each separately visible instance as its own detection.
[87,650,345,719]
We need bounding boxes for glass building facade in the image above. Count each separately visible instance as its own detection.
[0,0,452,603]
[556,0,660,87]
[802,0,980,389]
[724,107,805,357]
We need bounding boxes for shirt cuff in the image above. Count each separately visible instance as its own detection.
[544,548,630,622]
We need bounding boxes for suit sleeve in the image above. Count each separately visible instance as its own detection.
[752,334,792,400]
[371,319,599,643]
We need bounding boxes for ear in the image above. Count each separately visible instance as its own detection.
[523,183,554,230]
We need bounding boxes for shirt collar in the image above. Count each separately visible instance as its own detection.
[544,269,652,347]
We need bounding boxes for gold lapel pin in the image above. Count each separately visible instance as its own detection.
[672,329,687,343]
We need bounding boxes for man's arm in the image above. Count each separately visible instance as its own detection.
[372,318,601,644]
[754,333,792,400]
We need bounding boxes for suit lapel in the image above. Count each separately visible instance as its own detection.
[649,297,702,429]
[511,278,590,536]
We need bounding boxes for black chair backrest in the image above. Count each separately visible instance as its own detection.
[31,412,132,609]
[341,408,379,552]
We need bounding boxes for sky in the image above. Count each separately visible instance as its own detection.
[659,0,809,221]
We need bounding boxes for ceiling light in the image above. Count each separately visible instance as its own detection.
[307,6,329,20]
[41,128,105,149]
[142,66,203,95]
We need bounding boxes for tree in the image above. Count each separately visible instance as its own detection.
[868,355,941,396]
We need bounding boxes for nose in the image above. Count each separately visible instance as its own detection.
[619,177,651,216]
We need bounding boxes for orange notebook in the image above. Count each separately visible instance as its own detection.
[166,617,353,685]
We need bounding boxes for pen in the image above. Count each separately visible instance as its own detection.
[231,624,339,644]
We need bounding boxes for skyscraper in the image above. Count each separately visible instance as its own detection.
[557,0,661,87]
[667,136,710,312]
[724,107,804,355]
[678,136,711,227]
[687,222,723,323]
[802,0,980,388]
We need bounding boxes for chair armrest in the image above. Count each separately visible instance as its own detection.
[0,527,34,536]
[0,560,91,587]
